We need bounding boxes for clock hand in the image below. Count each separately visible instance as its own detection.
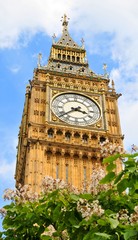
[72,107,87,114]
[75,106,87,114]
[77,109,87,114]
[59,107,77,117]
[59,107,87,117]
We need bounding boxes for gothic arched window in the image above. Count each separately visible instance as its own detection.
[67,55,70,61]
[100,136,106,143]
[56,129,63,135]
[77,56,80,62]
[72,56,75,62]
[48,128,54,138]
[74,132,80,138]
[82,134,88,143]
[65,131,71,140]
[58,53,61,60]
[63,54,66,60]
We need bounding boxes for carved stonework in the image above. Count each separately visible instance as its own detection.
[15,16,123,193]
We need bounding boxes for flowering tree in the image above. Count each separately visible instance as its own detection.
[0,151,138,239]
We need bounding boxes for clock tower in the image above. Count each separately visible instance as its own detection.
[15,15,123,192]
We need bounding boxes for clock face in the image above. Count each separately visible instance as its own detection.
[51,93,101,126]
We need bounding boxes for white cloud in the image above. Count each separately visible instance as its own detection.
[0,159,16,180]
[0,128,17,212]
[120,99,138,150]
[110,66,138,149]
[9,65,21,74]
[1,0,138,71]
[0,129,17,180]
[0,0,73,48]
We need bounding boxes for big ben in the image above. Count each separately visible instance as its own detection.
[15,15,123,192]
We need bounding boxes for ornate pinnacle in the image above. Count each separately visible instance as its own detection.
[103,63,109,78]
[37,53,42,67]
[52,33,56,44]
[81,38,85,48]
[111,80,115,90]
[103,63,107,72]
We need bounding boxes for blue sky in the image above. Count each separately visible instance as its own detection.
[0,0,138,229]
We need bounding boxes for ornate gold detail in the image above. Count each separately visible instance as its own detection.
[52,116,57,121]
[52,91,58,96]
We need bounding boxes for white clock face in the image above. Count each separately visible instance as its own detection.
[51,93,101,126]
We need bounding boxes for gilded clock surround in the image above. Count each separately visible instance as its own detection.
[15,15,123,192]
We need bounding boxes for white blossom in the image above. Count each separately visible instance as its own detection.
[41,176,79,194]
[117,209,130,225]
[77,199,104,220]
[88,168,110,195]
[131,144,138,153]
[129,206,138,225]
[0,207,7,218]
[100,139,124,157]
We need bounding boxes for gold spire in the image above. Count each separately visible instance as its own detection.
[61,14,69,27]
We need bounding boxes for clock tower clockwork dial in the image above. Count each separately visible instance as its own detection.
[51,93,101,126]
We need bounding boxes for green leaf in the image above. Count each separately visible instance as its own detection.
[70,194,80,201]
[127,152,138,158]
[52,205,61,221]
[117,178,128,194]
[41,236,52,240]
[59,194,68,206]
[114,171,124,184]
[106,163,116,172]
[79,193,93,201]
[100,172,116,184]
[83,231,111,240]
[97,219,107,226]
[108,218,119,229]
[83,231,96,240]
[103,154,120,164]
[68,212,79,226]
[134,181,138,190]
[125,160,136,169]
[95,232,111,239]
[124,230,138,240]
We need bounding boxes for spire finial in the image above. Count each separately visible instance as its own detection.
[61,14,70,27]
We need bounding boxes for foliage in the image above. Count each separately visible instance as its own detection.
[0,152,138,239]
